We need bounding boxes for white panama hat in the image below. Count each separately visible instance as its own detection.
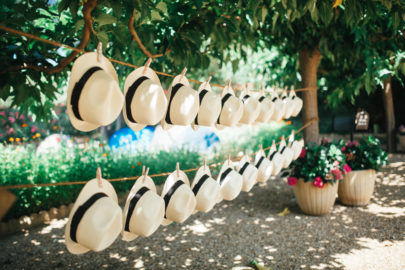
[161,69,199,130]
[255,87,274,123]
[65,168,122,254]
[279,136,294,168]
[217,158,243,202]
[66,49,124,132]
[216,81,244,128]
[290,87,303,117]
[121,167,165,241]
[267,140,284,176]
[160,163,196,226]
[191,161,221,213]
[288,131,305,160]
[123,59,168,132]
[280,88,295,119]
[268,89,285,122]
[191,77,221,131]
[254,146,273,182]
[236,152,258,192]
[239,85,260,125]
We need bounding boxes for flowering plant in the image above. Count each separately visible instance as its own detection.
[287,142,346,188]
[338,136,388,171]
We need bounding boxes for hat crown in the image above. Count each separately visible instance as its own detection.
[167,85,199,125]
[129,79,167,124]
[219,95,243,126]
[75,197,122,252]
[78,71,124,126]
[165,184,196,222]
[196,91,221,126]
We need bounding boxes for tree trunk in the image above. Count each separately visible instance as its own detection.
[382,75,396,152]
[299,47,322,143]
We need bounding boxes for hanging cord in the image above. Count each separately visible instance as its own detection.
[0,118,318,190]
[0,25,317,92]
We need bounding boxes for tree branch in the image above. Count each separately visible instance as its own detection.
[128,8,171,58]
[3,0,98,74]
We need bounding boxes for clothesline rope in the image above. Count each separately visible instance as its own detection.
[0,25,317,92]
[0,118,318,190]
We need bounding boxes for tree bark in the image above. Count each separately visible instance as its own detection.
[382,75,396,152]
[299,47,322,143]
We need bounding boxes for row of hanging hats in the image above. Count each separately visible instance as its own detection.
[66,50,303,132]
[64,131,304,254]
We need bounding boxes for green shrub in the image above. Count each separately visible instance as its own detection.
[338,136,388,171]
[1,122,293,220]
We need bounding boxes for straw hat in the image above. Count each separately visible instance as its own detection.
[160,163,196,226]
[217,158,243,202]
[254,146,273,182]
[236,153,258,192]
[279,136,294,168]
[123,59,167,132]
[65,169,122,254]
[289,131,304,160]
[121,167,165,241]
[191,162,221,213]
[267,140,284,176]
[191,77,221,131]
[280,89,295,119]
[255,87,274,123]
[161,69,199,130]
[239,85,260,125]
[216,81,244,128]
[290,87,303,117]
[66,49,124,132]
[268,89,285,122]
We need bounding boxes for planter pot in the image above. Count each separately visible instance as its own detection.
[338,169,376,206]
[293,179,338,215]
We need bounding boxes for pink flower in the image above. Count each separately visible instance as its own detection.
[0,111,5,116]
[313,177,324,188]
[31,126,37,133]
[19,114,24,120]
[299,148,306,158]
[353,140,359,147]
[343,164,352,173]
[330,167,342,180]
[8,116,15,123]
[333,160,340,166]
[7,128,14,134]
[287,177,298,186]
[341,146,346,152]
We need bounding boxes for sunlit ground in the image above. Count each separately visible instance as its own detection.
[0,154,403,269]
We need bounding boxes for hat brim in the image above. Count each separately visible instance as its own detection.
[121,175,158,241]
[66,52,119,132]
[123,67,163,132]
[65,178,119,254]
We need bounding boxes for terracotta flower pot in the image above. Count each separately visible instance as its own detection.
[338,169,376,206]
[293,179,338,215]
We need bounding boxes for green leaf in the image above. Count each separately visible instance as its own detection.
[75,19,84,32]
[94,13,117,27]
[232,59,238,73]
[96,31,109,47]
[58,0,69,14]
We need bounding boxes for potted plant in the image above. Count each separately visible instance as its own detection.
[399,125,405,151]
[338,136,388,206]
[287,141,346,215]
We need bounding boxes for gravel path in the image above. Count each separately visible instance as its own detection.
[0,154,404,270]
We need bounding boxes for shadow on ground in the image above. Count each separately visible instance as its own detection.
[0,155,404,269]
